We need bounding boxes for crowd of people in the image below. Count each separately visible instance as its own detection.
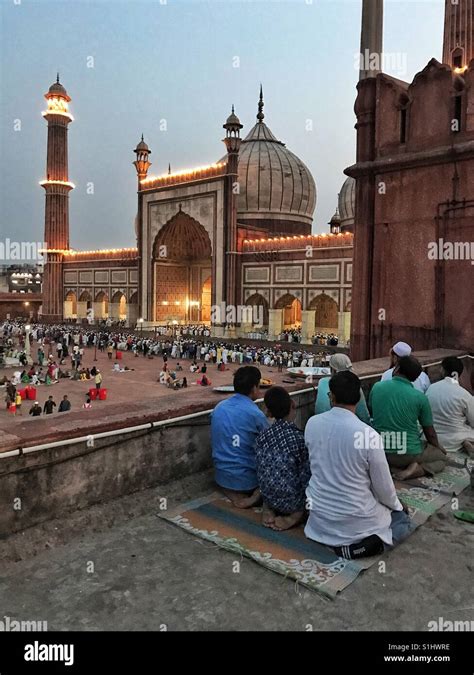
[1,320,338,416]
[1,320,473,555]
[210,341,474,559]
[1,321,337,374]
[311,332,339,346]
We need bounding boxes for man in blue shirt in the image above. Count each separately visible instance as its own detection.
[211,366,269,508]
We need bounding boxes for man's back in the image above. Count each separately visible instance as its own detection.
[427,378,474,452]
[381,367,430,393]
[370,377,432,455]
[305,407,400,546]
[211,394,268,491]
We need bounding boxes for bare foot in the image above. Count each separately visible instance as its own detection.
[261,503,276,527]
[220,487,262,509]
[462,440,474,459]
[234,488,262,509]
[393,462,425,481]
[270,510,305,531]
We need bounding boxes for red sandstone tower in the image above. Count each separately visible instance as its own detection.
[41,76,74,321]
[223,103,243,325]
[443,0,474,70]
[133,135,152,320]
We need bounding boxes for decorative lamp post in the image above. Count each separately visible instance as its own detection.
[138,317,144,333]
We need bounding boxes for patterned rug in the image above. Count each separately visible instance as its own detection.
[160,453,471,599]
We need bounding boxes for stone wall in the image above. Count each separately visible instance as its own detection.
[0,388,315,538]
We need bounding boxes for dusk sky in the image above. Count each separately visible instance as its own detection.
[1,0,445,249]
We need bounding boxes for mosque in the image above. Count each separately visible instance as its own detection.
[38,0,473,353]
[40,81,355,342]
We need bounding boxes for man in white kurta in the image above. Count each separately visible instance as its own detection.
[381,341,430,393]
[305,371,409,551]
[426,357,474,454]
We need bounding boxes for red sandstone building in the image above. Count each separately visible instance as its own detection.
[349,0,474,359]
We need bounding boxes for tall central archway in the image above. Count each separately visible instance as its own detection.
[152,208,212,323]
[275,293,302,328]
[309,293,338,331]
[201,276,212,323]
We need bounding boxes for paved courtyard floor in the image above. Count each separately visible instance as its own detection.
[0,344,309,450]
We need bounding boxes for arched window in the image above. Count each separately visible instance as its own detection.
[399,94,409,144]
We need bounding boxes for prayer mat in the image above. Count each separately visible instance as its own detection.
[160,453,471,599]
[393,451,472,526]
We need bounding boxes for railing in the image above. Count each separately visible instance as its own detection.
[2,354,472,460]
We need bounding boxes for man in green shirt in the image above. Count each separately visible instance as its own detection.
[370,356,447,480]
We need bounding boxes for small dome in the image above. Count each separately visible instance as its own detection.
[224,106,242,128]
[338,176,355,232]
[135,135,150,152]
[329,208,341,227]
[47,77,70,101]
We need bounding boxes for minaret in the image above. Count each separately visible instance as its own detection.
[223,105,243,329]
[41,75,74,322]
[133,135,151,323]
[359,0,384,80]
[133,135,152,188]
[443,0,474,70]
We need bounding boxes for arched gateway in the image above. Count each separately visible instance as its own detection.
[152,208,212,323]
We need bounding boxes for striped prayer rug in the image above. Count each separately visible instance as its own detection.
[160,453,471,598]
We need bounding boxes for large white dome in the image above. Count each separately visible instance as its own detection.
[221,92,317,235]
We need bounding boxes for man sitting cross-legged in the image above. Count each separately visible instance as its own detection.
[304,371,412,559]
[211,366,269,508]
[255,386,310,531]
[370,356,447,481]
[426,357,474,458]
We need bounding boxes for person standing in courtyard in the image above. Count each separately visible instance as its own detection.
[43,395,56,415]
[58,395,72,413]
[15,391,23,416]
[95,369,102,391]
[29,401,42,417]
